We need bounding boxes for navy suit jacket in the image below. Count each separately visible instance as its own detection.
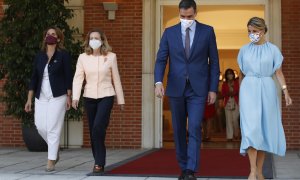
[154,21,220,97]
[29,49,73,99]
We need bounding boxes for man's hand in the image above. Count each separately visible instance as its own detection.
[155,83,164,98]
[207,91,217,105]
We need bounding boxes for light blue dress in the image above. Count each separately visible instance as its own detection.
[238,42,286,156]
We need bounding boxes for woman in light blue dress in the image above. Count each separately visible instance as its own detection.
[238,17,292,180]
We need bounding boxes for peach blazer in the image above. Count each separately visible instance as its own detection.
[72,52,125,104]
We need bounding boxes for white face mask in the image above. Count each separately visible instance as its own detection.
[89,39,102,50]
[180,19,194,29]
[249,33,261,43]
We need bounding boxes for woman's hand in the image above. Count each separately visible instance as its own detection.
[24,100,32,112]
[275,68,292,106]
[24,90,34,113]
[66,96,72,110]
[284,90,292,106]
[120,104,125,111]
[72,100,79,110]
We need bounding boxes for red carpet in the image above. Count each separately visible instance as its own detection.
[106,149,250,177]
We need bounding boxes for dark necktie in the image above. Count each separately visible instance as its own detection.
[185,27,190,59]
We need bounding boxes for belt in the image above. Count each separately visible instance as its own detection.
[246,74,272,78]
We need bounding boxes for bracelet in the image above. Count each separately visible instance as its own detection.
[282,85,287,91]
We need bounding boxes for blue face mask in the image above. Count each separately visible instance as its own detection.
[249,32,261,43]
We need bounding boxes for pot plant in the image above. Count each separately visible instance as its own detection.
[0,0,83,151]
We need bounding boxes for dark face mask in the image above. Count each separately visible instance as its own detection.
[45,35,58,45]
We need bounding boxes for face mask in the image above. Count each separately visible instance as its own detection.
[249,33,261,43]
[45,35,58,45]
[180,19,194,29]
[89,39,102,50]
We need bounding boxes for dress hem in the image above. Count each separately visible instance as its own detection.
[240,145,285,157]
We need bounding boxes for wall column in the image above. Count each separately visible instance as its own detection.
[142,0,161,148]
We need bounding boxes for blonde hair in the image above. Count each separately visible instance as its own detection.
[83,28,112,56]
[41,27,65,52]
[247,17,268,34]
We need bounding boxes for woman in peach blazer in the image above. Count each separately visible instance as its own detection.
[72,28,124,174]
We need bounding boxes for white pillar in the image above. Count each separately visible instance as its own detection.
[142,0,162,148]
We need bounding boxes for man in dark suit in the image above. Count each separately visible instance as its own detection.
[154,0,220,179]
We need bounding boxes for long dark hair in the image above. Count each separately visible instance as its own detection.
[224,68,235,82]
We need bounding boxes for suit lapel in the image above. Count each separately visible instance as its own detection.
[175,23,185,56]
[189,22,201,61]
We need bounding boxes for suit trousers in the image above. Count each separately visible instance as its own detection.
[35,94,67,160]
[168,82,206,172]
[84,96,114,166]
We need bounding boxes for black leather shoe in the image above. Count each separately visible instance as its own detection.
[184,170,196,180]
[178,170,186,180]
[93,165,104,173]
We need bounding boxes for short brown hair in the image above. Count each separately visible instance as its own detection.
[41,27,65,51]
[83,28,111,56]
[247,17,268,34]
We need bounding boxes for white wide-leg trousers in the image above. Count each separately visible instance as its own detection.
[225,103,240,139]
[35,94,66,160]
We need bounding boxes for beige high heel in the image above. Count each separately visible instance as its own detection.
[45,160,55,172]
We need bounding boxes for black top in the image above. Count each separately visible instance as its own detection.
[29,49,73,99]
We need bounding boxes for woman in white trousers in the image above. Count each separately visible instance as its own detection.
[35,93,67,160]
[25,27,72,172]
